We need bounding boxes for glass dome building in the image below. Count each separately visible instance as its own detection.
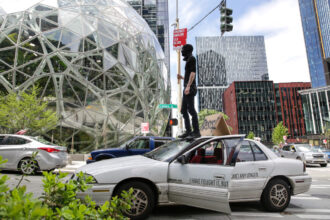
[0,0,170,152]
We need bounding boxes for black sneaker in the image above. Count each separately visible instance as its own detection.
[178,131,191,138]
[190,131,201,138]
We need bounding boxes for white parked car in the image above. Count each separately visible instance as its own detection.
[0,134,68,174]
[280,144,328,167]
[75,135,311,220]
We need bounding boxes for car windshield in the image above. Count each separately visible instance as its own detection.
[144,139,191,161]
[296,145,311,152]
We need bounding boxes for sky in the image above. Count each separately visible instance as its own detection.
[168,0,310,105]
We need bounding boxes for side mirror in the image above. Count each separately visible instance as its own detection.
[177,155,187,164]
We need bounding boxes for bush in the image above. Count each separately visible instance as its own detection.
[0,156,134,219]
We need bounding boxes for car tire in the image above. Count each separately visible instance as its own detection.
[261,178,291,212]
[116,181,155,220]
[320,164,327,167]
[18,158,38,175]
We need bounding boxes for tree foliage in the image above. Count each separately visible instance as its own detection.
[247,131,255,139]
[0,86,58,134]
[272,122,288,145]
[0,156,134,219]
[198,109,229,128]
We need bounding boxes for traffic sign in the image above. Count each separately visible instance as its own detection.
[158,104,177,109]
[173,28,187,50]
[141,123,149,134]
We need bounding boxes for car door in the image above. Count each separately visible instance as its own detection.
[0,136,30,168]
[233,140,273,199]
[127,138,150,155]
[168,137,242,214]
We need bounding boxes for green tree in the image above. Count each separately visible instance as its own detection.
[0,86,58,134]
[198,109,229,128]
[272,122,288,145]
[247,131,255,139]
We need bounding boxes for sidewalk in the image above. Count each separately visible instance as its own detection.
[54,161,87,174]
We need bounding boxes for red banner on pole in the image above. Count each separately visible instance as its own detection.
[173,28,187,50]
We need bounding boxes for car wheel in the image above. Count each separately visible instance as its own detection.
[18,158,38,175]
[116,181,155,220]
[261,178,291,212]
[320,164,327,167]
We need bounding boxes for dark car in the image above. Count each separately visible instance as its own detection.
[87,136,174,163]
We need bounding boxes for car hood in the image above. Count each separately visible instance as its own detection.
[92,147,122,153]
[76,155,168,183]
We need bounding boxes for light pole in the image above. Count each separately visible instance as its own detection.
[175,0,183,134]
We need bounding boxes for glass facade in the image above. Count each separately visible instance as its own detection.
[299,86,330,135]
[196,36,269,111]
[126,0,170,87]
[298,0,330,87]
[0,0,170,152]
[234,81,276,142]
[274,83,311,139]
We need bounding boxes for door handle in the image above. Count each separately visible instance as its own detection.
[214,175,225,180]
[258,167,267,171]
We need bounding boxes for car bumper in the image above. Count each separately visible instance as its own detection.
[37,152,68,170]
[76,184,115,205]
[305,159,327,165]
[289,174,312,195]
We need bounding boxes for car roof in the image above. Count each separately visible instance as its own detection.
[135,136,174,139]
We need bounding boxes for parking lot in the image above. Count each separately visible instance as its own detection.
[2,165,330,220]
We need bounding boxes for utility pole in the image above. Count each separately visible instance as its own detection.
[175,0,183,133]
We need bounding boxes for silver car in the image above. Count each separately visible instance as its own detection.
[280,144,327,167]
[0,134,68,174]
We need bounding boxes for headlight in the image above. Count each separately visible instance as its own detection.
[76,173,98,184]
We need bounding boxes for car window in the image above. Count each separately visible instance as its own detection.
[154,140,167,148]
[187,141,224,165]
[144,139,192,161]
[2,136,30,145]
[236,141,254,162]
[0,136,5,145]
[129,139,149,149]
[250,142,268,161]
[223,138,242,165]
[282,145,290,151]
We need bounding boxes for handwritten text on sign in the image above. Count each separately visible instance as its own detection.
[173,28,187,50]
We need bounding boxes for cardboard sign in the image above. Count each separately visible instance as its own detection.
[200,114,231,136]
[173,28,187,50]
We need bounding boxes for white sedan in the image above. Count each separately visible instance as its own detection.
[76,135,312,220]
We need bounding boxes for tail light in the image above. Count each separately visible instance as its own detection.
[38,147,60,153]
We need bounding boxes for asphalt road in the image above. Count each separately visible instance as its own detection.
[2,165,330,220]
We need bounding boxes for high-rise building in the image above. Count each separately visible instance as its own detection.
[274,83,311,140]
[223,81,276,143]
[299,86,330,145]
[196,36,269,111]
[126,1,170,77]
[298,0,330,87]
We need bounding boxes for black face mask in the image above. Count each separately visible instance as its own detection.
[181,44,193,61]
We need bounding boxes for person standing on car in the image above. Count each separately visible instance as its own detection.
[177,44,201,138]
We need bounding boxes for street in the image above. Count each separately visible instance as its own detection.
[2,165,330,220]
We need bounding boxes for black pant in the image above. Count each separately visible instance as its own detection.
[181,93,199,133]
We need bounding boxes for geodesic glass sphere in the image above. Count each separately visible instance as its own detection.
[0,0,170,152]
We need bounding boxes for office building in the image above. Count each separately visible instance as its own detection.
[298,0,330,87]
[223,81,276,142]
[196,36,269,111]
[274,83,311,140]
[299,86,330,145]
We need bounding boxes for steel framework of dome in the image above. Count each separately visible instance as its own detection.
[0,0,170,152]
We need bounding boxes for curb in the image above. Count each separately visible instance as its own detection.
[54,161,87,174]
